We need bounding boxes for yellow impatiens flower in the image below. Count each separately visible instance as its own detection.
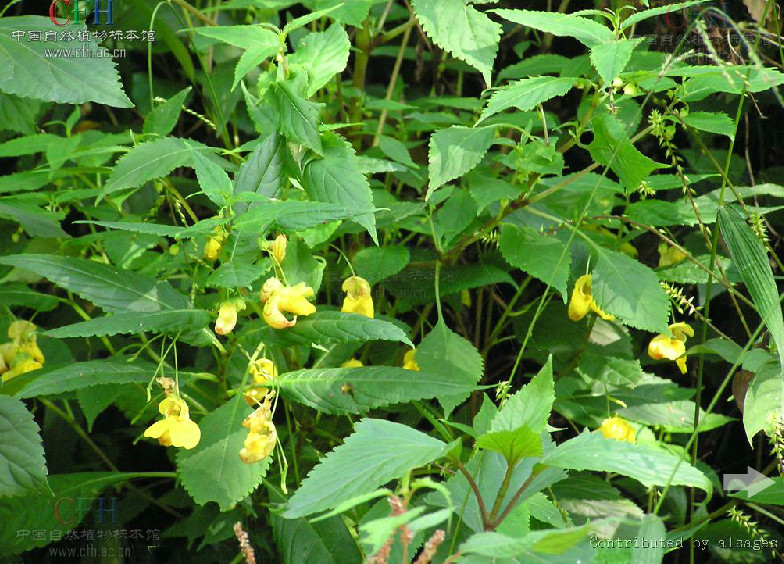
[270,234,287,264]
[143,396,201,449]
[8,320,36,342]
[245,358,277,405]
[204,236,223,261]
[259,277,316,329]
[215,300,245,336]
[341,276,374,318]
[0,320,45,382]
[341,358,363,368]
[658,243,687,268]
[600,416,636,442]
[403,349,419,371]
[648,322,694,374]
[567,274,615,322]
[239,398,277,464]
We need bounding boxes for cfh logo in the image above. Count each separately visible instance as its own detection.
[54,496,119,525]
[49,0,114,26]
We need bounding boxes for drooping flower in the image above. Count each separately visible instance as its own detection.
[658,243,687,268]
[341,276,374,318]
[403,349,419,371]
[204,237,223,261]
[259,277,316,329]
[600,416,636,442]
[239,398,277,464]
[143,396,201,449]
[270,234,287,264]
[8,320,36,342]
[648,322,694,374]
[341,358,363,368]
[245,358,277,405]
[215,301,241,336]
[0,320,45,382]
[567,274,614,322]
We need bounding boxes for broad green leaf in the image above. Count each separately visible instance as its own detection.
[0,16,132,107]
[476,426,543,464]
[205,262,270,288]
[283,4,342,35]
[44,310,211,338]
[233,44,279,89]
[491,357,554,433]
[499,224,570,302]
[427,125,495,197]
[491,8,614,47]
[301,135,377,241]
[267,80,323,154]
[412,0,502,86]
[233,133,285,209]
[276,366,476,414]
[718,205,784,371]
[0,396,48,497]
[177,396,271,511]
[618,401,733,434]
[234,199,368,231]
[353,246,410,285]
[477,76,575,124]
[378,136,416,168]
[631,514,667,564]
[461,528,591,560]
[434,189,479,248]
[543,431,712,493]
[0,283,59,312]
[0,201,68,238]
[417,319,484,414]
[143,87,191,137]
[187,142,233,207]
[592,247,670,333]
[195,25,280,50]
[469,173,522,213]
[743,361,783,443]
[302,0,371,26]
[272,505,362,564]
[77,385,127,432]
[14,360,157,398]
[90,217,227,238]
[0,255,190,313]
[682,111,736,139]
[283,418,451,518]
[620,0,708,30]
[289,23,351,96]
[590,38,644,85]
[588,113,663,191]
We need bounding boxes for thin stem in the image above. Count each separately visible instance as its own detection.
[454,458,490,530]
[372,19,413,147]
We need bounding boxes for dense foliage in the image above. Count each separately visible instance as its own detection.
[2,0,784,563]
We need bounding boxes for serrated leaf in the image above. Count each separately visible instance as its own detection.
[187,142,233,207]
[283,419,450,518]
[267,80,323,154]
[77,385,127,432]
[177,396,271,511]
[205,262,269,288]
[45,310,211,338]
[590,38,644,85]
[195,25,280,50]
[353,246,411,285]
[272,505,362,564]
[743,361,784,443]
[143,87,191,137]
[0,284,58,312]
[491,8,614,47]
[476,426,543,464]
[427,125,495,197]
[417,319,484,414]
[301,0,371,26]
[276,365,477,414]
[0,254,190,313]
[543,431,712,493]
[0,396,48,497]
[461,528,591,560]
[477,76,575,124]
[233,132,285,210]
[412,0,501,86]
[592,247,670,333]
[14,360,158,399]
[0,16,132,108]
[289,23,351,96]
[491,357,554,433]
[620,0,708,30]
[682,111,736,139]
[234,199,367,231]
[499,224,570,302]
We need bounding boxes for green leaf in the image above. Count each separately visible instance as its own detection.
[491,358,554,434]
[267,80,323,154]
[205,262,270,288]
[682,111,736,140]
[499,224,570,302]
[234,199,368,231]
[491,8,614,47]
[77,385,127,432]
[378,136,416,168]
[743,361,784,443]
[618,401,733,434]
[543,431,712,493]
[0,254,190,313]
[631,514,667,564]
[283,418,451,518]
[353,246,411,285]
[417,319,484,414]
[476,426,543,465]
[276,365,477,414]
[477,76,575,125]
[195,25,280,50]
[592,247,670,333]
[0,396,48,497]
[45,310,211,338]
[0,16,132,107]
[301,0,371,26]
[412,0,502,86]
[233,133,285,209]
[0,283,59,312]
[14,360,157,399]
[143,87,191,137]
[272,506,362,564]
[187,142,233,207]
[234,45,280,90]
[301,135,377,242]
[0,201,68,238]
[427,125,496,197]
[177,396,271,511]
[620,0,708,30]
[289,23,351,96]
[461,528,591,560]
[590,38,644,85]
[588,113,663,191]
[719,205,784,371]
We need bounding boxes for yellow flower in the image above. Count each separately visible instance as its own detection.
[143,396,201,449]
[204,237,223,261]
[568,274,614,322]
[341,276,374,318]
[0,342,17,366]
[1,359,43,383]
[239,399,277,464]
[245,358,277,405]
[648,322,694,374]
[8,320,36,342]
[600,416,636,442]
[658,243,687,268]
[15,341,44,365]
[271,234,287,264]
[260,277,316,329]
[341,358,363,368]
[215,301,239,336]
[0,321,45,382]
[403,349,419,371]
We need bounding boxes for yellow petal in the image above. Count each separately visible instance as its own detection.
[403,349,419,371]
[215,302,238,335]
[271,234,287,264]
[648,334,686,361]
[669,322,694,341]
[279,283,316,316]
[204,237,222,261]
[8,320,36,342]
[568,274,593,321]
[341,295,374,318]
[158,396,189,418]
[143,418,172,440]
[0,343,17,365]
[658,244,687,268]
[676,356,688,374]
[16,342,44,365]
[341,358,363,368]
[260,277,284,303]
[263,295,296,329]
[600,416,636,442]
[168,418,201,449]
[342,276,371,299]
